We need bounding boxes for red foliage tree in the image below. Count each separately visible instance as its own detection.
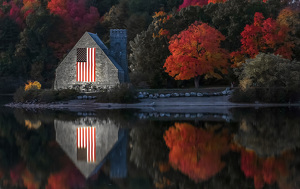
[178,0,234,10]
[163,22,229,88]
[47,0,100,58]
[231,12,294,67]
[164,123,230,182]
[178,0,208,10]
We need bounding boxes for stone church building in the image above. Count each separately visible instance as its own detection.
[54,29,129,91]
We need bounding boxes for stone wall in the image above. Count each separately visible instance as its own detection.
[54,32,121,91]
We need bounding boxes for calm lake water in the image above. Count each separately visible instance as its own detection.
[0,98,300,188]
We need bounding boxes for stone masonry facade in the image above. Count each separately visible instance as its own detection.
[54,30,128,91]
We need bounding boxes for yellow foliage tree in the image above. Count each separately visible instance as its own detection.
[24,81,41,91]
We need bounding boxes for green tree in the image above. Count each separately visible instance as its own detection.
[238,53,300,89]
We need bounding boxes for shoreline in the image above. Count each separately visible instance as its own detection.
[4,96,300,112]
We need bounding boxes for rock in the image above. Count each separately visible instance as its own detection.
[172,93,179,97]
[197,93,203,97]
[138,94,144,99]
[185,93,191,97]
[197,113,203,117]
[165,94,171,98]
[83,95,88,99]
[190,92,196,97]
[159,94,165,98]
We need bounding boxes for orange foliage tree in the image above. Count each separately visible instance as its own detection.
[164,123,230,182]
[163,22,229,88]
[231,12,294,67]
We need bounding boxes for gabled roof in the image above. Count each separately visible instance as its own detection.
[87,32,124,72]
[88,32,108,51]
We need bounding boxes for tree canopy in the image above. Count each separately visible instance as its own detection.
[164,21,229,87]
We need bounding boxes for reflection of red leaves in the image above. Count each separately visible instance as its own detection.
[10,163,25,183]
[22,169,40,189]
[239,149,290,189]
[46,158,85,189]
[164,123,230,182]
[9,162,40,189]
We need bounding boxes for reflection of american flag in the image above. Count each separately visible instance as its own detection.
[77,127,96,163]
[77,48,96,82]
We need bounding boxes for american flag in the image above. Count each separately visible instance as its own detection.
[77,127,96,163]
[77,48,96,82]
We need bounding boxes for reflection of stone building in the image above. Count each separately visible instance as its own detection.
[54,117,128,178]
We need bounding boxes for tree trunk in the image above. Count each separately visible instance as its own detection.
[194,76,200,88]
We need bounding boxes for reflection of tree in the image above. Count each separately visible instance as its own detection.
[233,146,292,189]
[46,157,86,189]
[164,123,230,182]
[232,107,300,157]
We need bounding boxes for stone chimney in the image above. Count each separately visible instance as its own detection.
[110,29,129,82]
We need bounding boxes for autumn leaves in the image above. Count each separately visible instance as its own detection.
[163,22,229,87]
[163,7,298,87]
[163,123,291,189]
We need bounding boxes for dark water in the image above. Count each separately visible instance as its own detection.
[0,105,299,189]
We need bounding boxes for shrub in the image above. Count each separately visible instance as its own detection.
[13,88,79,103]
[39,90,57,103]
[230,87,300,103]
[230,88,256,103]
[97,84,138,103]
[13,87,26,102]
[56,89,79,101]
[13,87,39,103]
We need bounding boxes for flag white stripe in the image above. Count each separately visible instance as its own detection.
[81,127,83,148]
[89,49,91,82]
[92,49,94,82]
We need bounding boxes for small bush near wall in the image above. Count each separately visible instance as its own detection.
[13,88,79,103]
[96,84,138,103]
